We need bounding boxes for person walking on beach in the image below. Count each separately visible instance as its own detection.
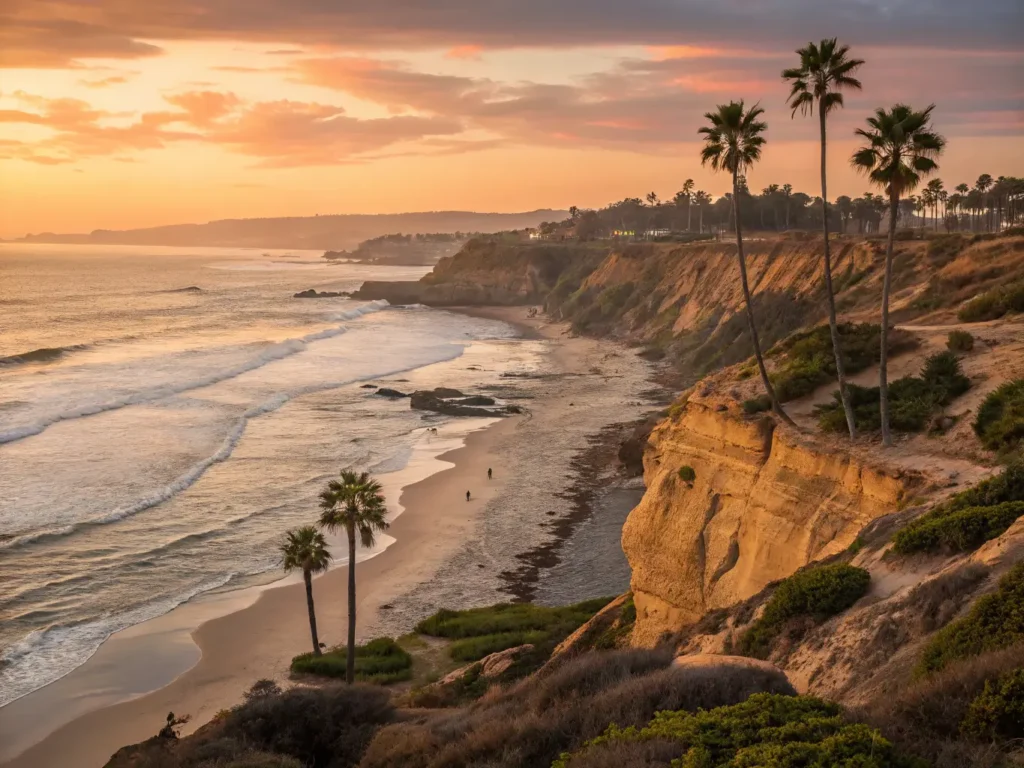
[466,490,471,501]
[487,467,492,480]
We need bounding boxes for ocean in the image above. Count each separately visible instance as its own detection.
[0,244,543,707]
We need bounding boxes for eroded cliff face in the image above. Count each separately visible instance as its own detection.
[622,398,906,646]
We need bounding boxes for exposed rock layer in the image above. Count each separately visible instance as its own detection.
[622,400,906,645]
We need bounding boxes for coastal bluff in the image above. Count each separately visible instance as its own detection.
[623,395,907,646]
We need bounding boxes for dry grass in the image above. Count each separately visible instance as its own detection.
[856,645,1024,768]
[359,648,794,768]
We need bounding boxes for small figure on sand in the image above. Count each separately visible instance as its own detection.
[466,490,471,501]
[487,467,493,480]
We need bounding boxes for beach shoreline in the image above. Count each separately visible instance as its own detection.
[0,306,655,768]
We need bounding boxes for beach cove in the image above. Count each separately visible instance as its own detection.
[0,307,657,768]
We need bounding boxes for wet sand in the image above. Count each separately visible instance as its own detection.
[1,307,654,768]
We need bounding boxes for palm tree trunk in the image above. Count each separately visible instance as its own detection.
[818,109,856,439]
[879,192,900,448]
[687,201,692,232]
[732,170,795,428]
[304,570,321,656]
[346,524,357,684]
[699,206,704,233]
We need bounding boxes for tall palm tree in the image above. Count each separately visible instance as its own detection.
[682,178,695,231]
[280,526,332,656]
[781,183,793,229]
[852,104,945,446]
[976,174,994,232]
[955,183,970,230]
[694,189,711,232]
[318,469,389,683]
[926,179,945,230]
[699,101,795,427]
[783,38,865,440]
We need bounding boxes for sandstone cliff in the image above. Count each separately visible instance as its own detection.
[622,396,907,646]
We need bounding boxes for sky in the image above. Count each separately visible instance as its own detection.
[1,1,1022,237]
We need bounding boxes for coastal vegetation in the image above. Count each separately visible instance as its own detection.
[738,563,871,658]
[279,526,331,655]
[851,103,946,446]
[946,329,974,351]
[555,693,916,768]
[782,38,866,439]
[957,278,1024,322]
[816,350,971,434]
[291,638,412,684]
[415,597,613,668]
[699,101,795,427]
[318,470,390,684]
[892,463,1024,555]
[974,379,1024,454]
[917,562,1024,676]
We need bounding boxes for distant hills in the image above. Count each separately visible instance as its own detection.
[12,210,568,250]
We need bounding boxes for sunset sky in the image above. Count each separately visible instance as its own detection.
[1,1,1022,237]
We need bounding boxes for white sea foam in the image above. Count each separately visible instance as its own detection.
[0,572,238,708]
[0,301,390,446]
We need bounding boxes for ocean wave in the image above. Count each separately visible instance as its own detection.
[0,344,90,368]
[0,300,391,446]
[0,337,462,552]
[0,572,238,708]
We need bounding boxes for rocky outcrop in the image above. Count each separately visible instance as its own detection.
[622,399,907,646]
[293,289,350,298]
[409,388,514,417]
[374,388,408,398]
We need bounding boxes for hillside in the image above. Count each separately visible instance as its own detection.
[12,210,567,250]
[104,230,1024,768]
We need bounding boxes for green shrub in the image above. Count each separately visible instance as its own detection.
[554,693,918,768]
[893,464,1024,555]
[918,563,1024,676]
[448,630,548,662]
[958,279,1024,322]
[766,323,918,404]
[947,329,975,352]
[974,379,1024,453]
[742,394,772,414]
[291,637,412,683]
[947,462,1024,509]
[416,597,614,666]
[960,668,1024,741]
[892,502,1024,555]
[817,352,971,434]
[415,597,611,638]
[677,465,696,483]
[739,564,871,659]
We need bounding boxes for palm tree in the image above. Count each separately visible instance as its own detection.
[852,104,945,446]
[699,101,795,427]
[926,179,945,230]
[318,469,389,683]
[783,38,865,440]
[280,526,332,656]
[694,190,711,232]
[682,178,695,231]
[955,183,970,230]
[976,174,994,231]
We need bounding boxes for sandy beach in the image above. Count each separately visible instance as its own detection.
[0,307,654,768]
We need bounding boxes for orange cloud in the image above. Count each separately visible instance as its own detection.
[445,45,483,60]
[165,90,241,127]
[77,75,131,88]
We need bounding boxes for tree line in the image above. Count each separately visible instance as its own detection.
[566,173,1023,240]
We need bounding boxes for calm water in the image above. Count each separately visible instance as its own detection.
[0,244,540,706]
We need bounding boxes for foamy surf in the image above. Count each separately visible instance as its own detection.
[0,300,390,446]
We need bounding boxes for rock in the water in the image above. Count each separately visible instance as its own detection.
[409,389,512,417]
[432,387,465,398]
[360,384,378,389]
[375,388,408,398]
[293,288,351,299]
[450,395,496,406]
